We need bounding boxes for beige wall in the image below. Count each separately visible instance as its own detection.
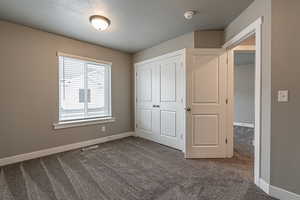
[133,32,194,63]
[0,21,133,158]
[271,0,300,194]
[194,30,224,48]
[225,0,272,183]
[134,30,224,63]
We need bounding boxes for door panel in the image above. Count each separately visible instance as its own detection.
[186,49,227,158]
[192,55,219,103]
[137,108,152,132]
[160,62,176,102]
[192,114,219,146]
[161,110,176,137]
[137,67,152,104]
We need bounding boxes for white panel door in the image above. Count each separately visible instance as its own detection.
[136,63,155,137]
[185,49,228,158]
[135,53,184,150]
[158,55,184,150]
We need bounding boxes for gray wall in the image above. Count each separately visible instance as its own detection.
[225,0,272,182]
[271,0,300,194]
[0,21,133,159]
[234,52,255,125]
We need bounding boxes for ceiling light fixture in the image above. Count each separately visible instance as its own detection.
[89,15,111,31]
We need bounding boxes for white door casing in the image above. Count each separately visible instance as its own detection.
[185,48,229,158]
[223,17,263,187]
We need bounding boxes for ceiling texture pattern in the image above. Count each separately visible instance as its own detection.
[0,0,253,53]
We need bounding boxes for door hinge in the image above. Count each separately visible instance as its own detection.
[226,99,228,104]
[136,124,138,128]
[225,138,228,144]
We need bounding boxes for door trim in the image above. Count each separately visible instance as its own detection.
[134,49,185,66]
[223,17,263,187]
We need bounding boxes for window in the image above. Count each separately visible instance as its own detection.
[58,54,111,122]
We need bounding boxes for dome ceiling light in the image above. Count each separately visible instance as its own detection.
[89,15,111,31]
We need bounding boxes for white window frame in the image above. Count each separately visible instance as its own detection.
[53,52,114,129]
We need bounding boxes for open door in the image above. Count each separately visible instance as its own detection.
[185,48,230,158]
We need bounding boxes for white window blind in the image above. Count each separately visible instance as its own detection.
[59,55,111,121]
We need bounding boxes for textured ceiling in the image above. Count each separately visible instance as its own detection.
[0,0,253,53]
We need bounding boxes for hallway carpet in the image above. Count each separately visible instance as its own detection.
[234,126,254,159]
[0,137,276,200]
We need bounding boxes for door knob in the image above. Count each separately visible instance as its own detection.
[185,107,191,112]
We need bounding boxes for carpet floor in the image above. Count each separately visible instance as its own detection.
[234,126,254,159]
[0,137,276,200]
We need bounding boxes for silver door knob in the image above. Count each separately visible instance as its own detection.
[185,107,191,112]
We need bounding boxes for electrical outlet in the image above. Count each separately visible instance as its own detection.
[278,90,289,102]
[101,126,106,132]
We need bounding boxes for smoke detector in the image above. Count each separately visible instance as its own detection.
[184,10,196,20]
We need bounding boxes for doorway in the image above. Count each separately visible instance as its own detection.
[233,36,256,177]
[224,17,262,186]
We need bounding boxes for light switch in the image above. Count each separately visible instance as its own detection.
[278,90,289,102]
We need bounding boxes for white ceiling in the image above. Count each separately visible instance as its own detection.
[0,0,253,53]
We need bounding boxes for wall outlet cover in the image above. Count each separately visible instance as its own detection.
[277,90,289,102]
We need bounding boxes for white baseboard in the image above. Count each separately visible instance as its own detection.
[259,178,270,194]
[234,122,255,128]
[270,185,300,200]
[0,131,134,167]
[258,178,300,200]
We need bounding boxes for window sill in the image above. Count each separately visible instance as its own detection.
[53,117,115,130]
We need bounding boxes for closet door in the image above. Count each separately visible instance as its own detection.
[158,55,184,150]
[135,54,184,151]
[136,63,159,139]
